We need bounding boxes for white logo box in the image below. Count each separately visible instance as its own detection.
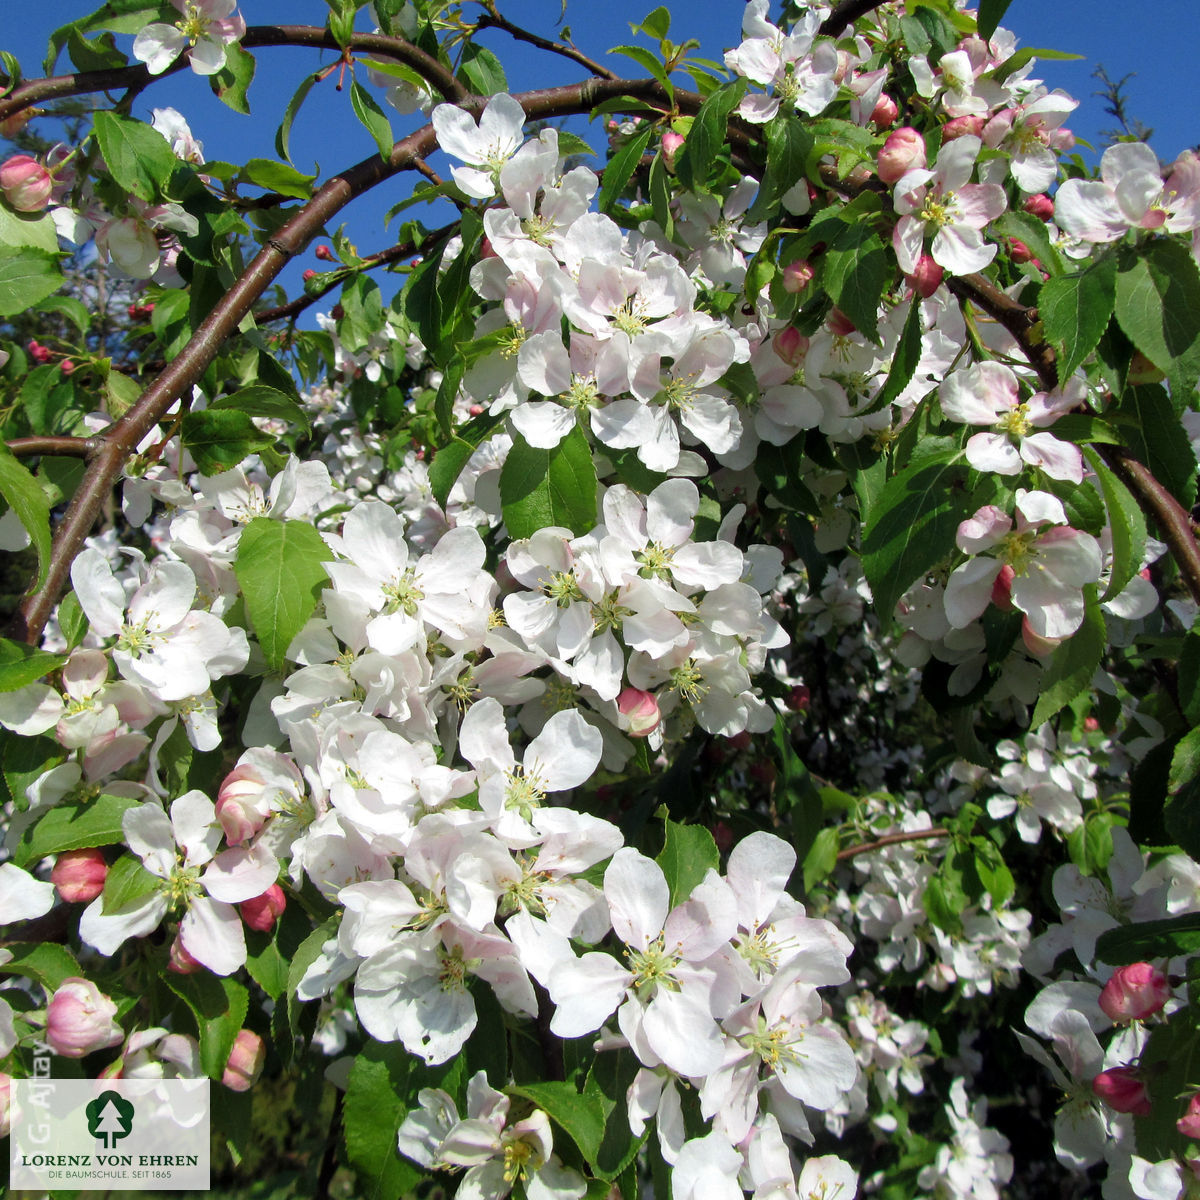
[11,1078,210,1191]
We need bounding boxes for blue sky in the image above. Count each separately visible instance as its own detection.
[3,1,1197,312]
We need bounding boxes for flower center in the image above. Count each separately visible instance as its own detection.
[919,191,958,229]
[612,300,647,337]
[997,403,1033,438]
[669,658,708,703]
[162,863,203,910]
[1000,531,1038,575]
[382,568,423,616]
[117,619,160,658]
[638,541,675,580]
[176,3,213,43]
[545,570,583,607]
[626,936,681,996]
[503,765,546,820]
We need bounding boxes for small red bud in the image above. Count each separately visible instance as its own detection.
[315,244,335,261]
[1178,1094,1200,1140]
[772,325,809,367]
[1008,238,1033,263]
[1092,1067,1151,1116]
[240,884,286,933]
[1023,193,1055,221]
[942,115,985,141]
[60,359,75,376]
[870,94,898,127]
[877,127,926,183]
[786,685,811,711]
[905,254,944,298]
[827,308,857,337]
[1099,963,1170,1023]
[302,268,317,281]
[52,848,107,903]
[728,731,752,752]
[330,304,344,320]
[781,259,814,294]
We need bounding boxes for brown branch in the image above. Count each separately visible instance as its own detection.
[0,25,466,124]
[9,76,693,645]
[820,0,892,38]
[6,436,101,459]
[837,827,950,862]
[475,10,617,81]
[254,220,460,324]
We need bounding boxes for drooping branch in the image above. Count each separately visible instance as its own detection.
[820,0,892,38]
[0,24,467,124]
[9,76,697,645]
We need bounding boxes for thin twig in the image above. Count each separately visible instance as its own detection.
[820,0,892,38]
[837,827,950,862]
[6,436,101,459]
[475,10,617,80]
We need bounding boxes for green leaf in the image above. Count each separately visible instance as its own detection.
[655,808,719,908]
[1165,776,1200,862]
[234,518,331,672]
[674,79,744,192]
[167,972,249,1080]
[609,45,673,100]
[509,1081,607,1165]
[556,131,597,159]
[240,158,316,199]
[211,42,255,113]
[746,114,813,222]
[1170,726,1200,794]
[865,298,923,413]
[1083,447,1146,603]
[990,211,1063,276]
[1039,253,1117,382]
[93,110,178,203]
[1180,614,1200,726]
[0,444,52,590]
[0,638,65,693]
[584,1047,646,1179]
[632,6,671,39]
[803,826,841,893]
[344,1043,423,1200]
[1132,1018,1200,1161]
[212,384,311,433]
[598,122,654,213]
[351,81,395,161]
[1117,385,1198,509]
[499,427,597,539]
[1051,414,1119,445]
[287,916,340,1034]
[0,942,81,990]
[0,204,61,255]
[973,838,1014,906]
[181,409,274,476]
[101,853,160,915]
[429,411,505,509]
[67,28,127,70]
[822,224,888,344]
[36,294,92,334]
[1115,239,1200,404]
[860,454,971,619]
[13,793,139,869]
[985,45,1084,85]
[457,42,507,95]
[57,590,88,651]
[0,248,63,317]
[1029,586,1106,727]
[276,71,322,164]
[1097,914,1200,964]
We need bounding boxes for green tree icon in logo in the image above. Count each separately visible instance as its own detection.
[86,1091,135,1149]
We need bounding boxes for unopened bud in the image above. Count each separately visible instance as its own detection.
[302,268,317,281]
[46,978,123,1057]
[0,155,53,212]
[617,687,661,738]
[240,883,286,933]
[222,1030,265,1092]
[1092,1067,1151,1115]
[941,115,985,141]
[1178,1094,1200,1140]
[661,131,685,171]
[1099,962,1170,1023]
[877,127,926,183]
[781,259,815,294]
[52,848,108,903]
[1008,238,1033,264]
[60,359,75,376]
[906,254,944,298]
[870,94,898,127]
[786,685,811,711]
[827,308,857,337]
[314,244,335,261]
[773,325,809,366]
[27,339,50,364]
[1023,193,1054,221]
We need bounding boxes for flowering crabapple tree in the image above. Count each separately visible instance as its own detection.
[2,0,1200,1196]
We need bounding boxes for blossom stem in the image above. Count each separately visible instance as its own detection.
[474,9,618,81]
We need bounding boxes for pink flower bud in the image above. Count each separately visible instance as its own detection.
[479,236,496,260]
[51,848,108,903]
[786,685,811,711]
[661,131,685,171]
[0,110,32,139]
[1178,1094,1200,1140]
[168,937,203,975]
[1008,238,1033,264]
[617,687,661,738]
[827,308,857,337]
[60,359,75,376]
[222,1030,265,1092]
[942,115,985,141]
[302,268,317,281]
[0,155,53,212]
[0,1072,10,1138]
[46,978,123,1058]
[27,339,50,364]
[315,244,335,261]
[216,764,274,845]
[991,564,1015,610]
[781,259,815,294]
[1099,963,1170,1022]
[905,254,944,298]
[877,127,926,184]
[870,94,899,128]
[773,325,809,366]
[1023,193,1054,221]
[1092,1067,1151,1115]
[240,884,286,933]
